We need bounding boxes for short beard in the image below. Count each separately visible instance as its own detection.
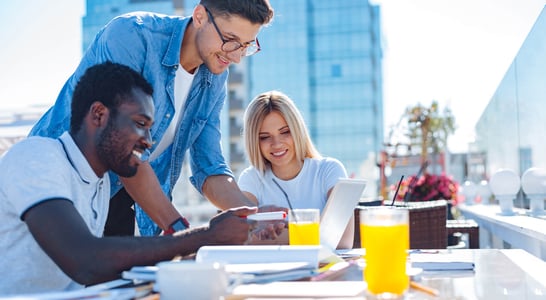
[96,119,137,178]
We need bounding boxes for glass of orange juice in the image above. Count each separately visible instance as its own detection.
[360,207,409,297]
[288,209,320,245]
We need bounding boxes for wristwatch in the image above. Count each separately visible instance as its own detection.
[164,217,190,235]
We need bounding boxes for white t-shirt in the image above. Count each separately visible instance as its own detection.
[237,157,347,212]
[149,65,196,161]
[0,132,110,294]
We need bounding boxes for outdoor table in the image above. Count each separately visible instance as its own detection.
[226,249,546,299]
[7,248,545,299]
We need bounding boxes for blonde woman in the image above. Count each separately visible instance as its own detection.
[238,90,354,248]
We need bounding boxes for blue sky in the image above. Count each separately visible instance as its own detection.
[373,0,546,152]
[1,0,545,152]
[0,1,84,109]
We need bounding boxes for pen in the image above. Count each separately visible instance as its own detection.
[244,211,287,221]
[311,261,352,281]
[410,281,439,297]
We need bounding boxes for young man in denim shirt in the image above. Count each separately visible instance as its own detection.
[30,0,274,236]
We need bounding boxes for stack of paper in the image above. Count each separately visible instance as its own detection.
[122,262,317,285]
[122,266,158,281]
[121,246,323,285]
[196,245,321,283]
[410,250,475,271]
[196,245,321,266]
[0,282,153,300]
[228,262,319,283]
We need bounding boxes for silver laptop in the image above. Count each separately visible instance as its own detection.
[319,178,367,253]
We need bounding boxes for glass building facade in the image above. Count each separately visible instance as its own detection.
[475,6,546,177]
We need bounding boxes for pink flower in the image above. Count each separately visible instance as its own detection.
[392,173,459,202]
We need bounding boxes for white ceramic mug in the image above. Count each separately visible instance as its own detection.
[156,261,228,300]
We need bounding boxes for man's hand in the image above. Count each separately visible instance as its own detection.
[250,205,289,242]
[248,221,287,242]
[207,206,258,245]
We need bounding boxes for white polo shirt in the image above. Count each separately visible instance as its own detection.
[0,132,110,294]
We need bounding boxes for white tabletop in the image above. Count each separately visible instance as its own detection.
[345,249,546,299]
[228,249,546,299]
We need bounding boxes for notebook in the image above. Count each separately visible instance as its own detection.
[319,178,367,253]
[195,245,321,283]
[410,250,475,271]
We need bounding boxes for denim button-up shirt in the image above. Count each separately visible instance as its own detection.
[29,12,233,235]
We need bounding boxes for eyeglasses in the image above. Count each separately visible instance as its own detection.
[204,6,261,57]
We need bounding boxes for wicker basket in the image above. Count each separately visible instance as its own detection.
[396,200,448,249]
[353,200,448,249]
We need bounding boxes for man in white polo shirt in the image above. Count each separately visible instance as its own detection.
[0,62,256,294]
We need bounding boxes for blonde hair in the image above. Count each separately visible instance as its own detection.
[243,90,321,174]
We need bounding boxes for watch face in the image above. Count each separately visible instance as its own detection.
[172,218,190,231]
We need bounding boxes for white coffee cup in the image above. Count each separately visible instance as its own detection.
[156,261,228,300]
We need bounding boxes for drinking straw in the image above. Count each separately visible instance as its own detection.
[391,175,404,206]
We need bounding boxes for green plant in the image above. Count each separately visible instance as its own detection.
[405,101,456,164]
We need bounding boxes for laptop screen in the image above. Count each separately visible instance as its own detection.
[319,178,367,251]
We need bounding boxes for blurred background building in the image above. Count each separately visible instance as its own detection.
[475,8,546,177]
[0,107,46,155]
[473,7,546,208]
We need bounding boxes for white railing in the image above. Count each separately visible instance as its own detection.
[458,204,546,261]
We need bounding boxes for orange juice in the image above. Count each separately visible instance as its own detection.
[288,221,320,245]
[360,207,409,296]
[361,223,409,295]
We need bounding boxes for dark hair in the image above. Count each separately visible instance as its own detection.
[70,62,153,134]
[200,0,274,25]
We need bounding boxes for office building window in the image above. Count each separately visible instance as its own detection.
[331,64,342,78]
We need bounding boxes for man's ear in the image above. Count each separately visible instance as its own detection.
[192,4,207,28]
[89,101,110,128]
